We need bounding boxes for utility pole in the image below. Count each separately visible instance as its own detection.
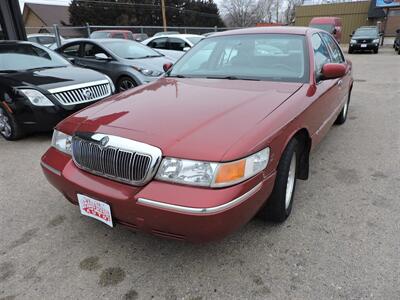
[161,0,167,32]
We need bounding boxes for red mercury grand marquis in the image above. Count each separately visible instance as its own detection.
[41,27,353,242]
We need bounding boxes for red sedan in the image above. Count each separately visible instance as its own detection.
[41,27,353,242]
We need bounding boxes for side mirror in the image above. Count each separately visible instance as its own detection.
[182,47,190,52]
[321,63,346,80]
[67,57,75,64]
[95,53,111,60]
[163,63,173,72]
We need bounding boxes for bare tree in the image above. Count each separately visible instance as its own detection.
[283,0,305,24]
[221,0,275,27]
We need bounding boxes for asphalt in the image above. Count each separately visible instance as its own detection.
[0,47,399,300]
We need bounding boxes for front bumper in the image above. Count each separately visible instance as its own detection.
[349,43,379,51]
[41,147,276,243]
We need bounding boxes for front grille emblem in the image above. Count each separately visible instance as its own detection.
[100,136,109,146]
[82,89,93,100]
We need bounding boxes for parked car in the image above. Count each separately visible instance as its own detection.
[56,39,175,92]
[394,29,400,53]
[27,33,65,47]
[0,41,114,140]
[90,30,135,40]
[142,34,204,60]
[309,17,342,43]
[132,33,149,42]
[41,27,353,242]
[153,31,180,37]
[349,26,380,54]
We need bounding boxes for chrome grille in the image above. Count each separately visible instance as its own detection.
[49,80,112,106]
[72,137,153,185]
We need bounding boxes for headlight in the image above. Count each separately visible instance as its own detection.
[104,75,115,93]
[51,130,72,155]
[133,66,163,77]
[155,148,270,188]
[350,39,356,44]
[20,89,54,106]
[373,39,380,44]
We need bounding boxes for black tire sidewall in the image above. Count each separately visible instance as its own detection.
[117,76,137,92]
[0,106,21,141]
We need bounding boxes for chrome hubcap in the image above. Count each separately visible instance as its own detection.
[0,108,12,138]
[119,80,135,91]
[285,153,297,210]
[343,100,349,118]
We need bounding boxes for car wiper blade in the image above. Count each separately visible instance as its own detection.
[167,74,187,78]
[206,75,260,81]
[27,66,64,71]
[0,70,19,73]
[128,55,162,59]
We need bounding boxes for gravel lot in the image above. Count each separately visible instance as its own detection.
[1,47,399,300]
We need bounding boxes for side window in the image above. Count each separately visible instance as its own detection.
[320,33,344,63]
[168,38,186,51]
[149,38,167,49]
[83,43,109,58]
[311,33,331,78]
[27,36,38,43]
[38,36,55,45]
[61,43,81,57]
[112,33,125,39]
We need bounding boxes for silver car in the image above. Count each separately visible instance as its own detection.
[56,39,176,92]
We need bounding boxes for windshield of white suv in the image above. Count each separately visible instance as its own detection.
[169,34,309,83]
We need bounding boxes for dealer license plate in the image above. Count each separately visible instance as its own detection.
[361,44,367,48]
[78,194,113,227]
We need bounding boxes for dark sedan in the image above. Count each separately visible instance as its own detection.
[56,39,175,92]
[349,26,380,54]
[0,41,114,140]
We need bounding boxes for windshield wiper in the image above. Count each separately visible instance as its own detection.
[167,74,187,78]
[26,66,65,71]
[0,70,19,73]
[206,75,260,81]
[128,55,162,59]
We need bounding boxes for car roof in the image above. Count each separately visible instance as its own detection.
[27,33,55,37]
[151,34,203,39]
[212,26,310,37]
[93,30,132,33]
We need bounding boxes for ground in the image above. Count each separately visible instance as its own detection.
[1,47,399,300]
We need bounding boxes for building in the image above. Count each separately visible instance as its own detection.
[295,1,400,43]
[22,3,70,34]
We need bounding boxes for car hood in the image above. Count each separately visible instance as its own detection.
[63,78,302,161]
[0,66,106,93]
[120,55,176,72]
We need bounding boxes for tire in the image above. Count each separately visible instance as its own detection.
[117,76,137,92]
[0,106,24,140]
[335,91,351,125]
[260,138,300,223]
[374,48,378,54]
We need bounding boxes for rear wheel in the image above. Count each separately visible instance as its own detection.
[117,76,137,92]
[335,91,351,125]
[260,138,300,223]
[373,48,379,54]
[0,107,23,140]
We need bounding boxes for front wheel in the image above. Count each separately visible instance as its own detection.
[117,76,137,92]
[0,107,23,140]
[260,138,300,223]
[374,48,379,54]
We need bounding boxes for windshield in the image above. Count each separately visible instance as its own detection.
[187,36,204,45]
[104,40,162,59]
[0,43,69,72]
[90,31,109,38]
[169,34,309,83]
[353,28,378,38]
[310,24,334,33]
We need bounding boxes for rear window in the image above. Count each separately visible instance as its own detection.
[310,24,334,33]
[90,31,110,39]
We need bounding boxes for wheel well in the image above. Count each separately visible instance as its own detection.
[293,129,311,180]
[116,74,138,87]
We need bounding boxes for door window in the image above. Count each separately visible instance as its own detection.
[38,36,56,45]
[168,38,189,51]
[83,43,109,58]
[61,43,81,57]
[149,38,167,49]
[320,33,344,63]
[311,33,331,79]
[112,33,125,39]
